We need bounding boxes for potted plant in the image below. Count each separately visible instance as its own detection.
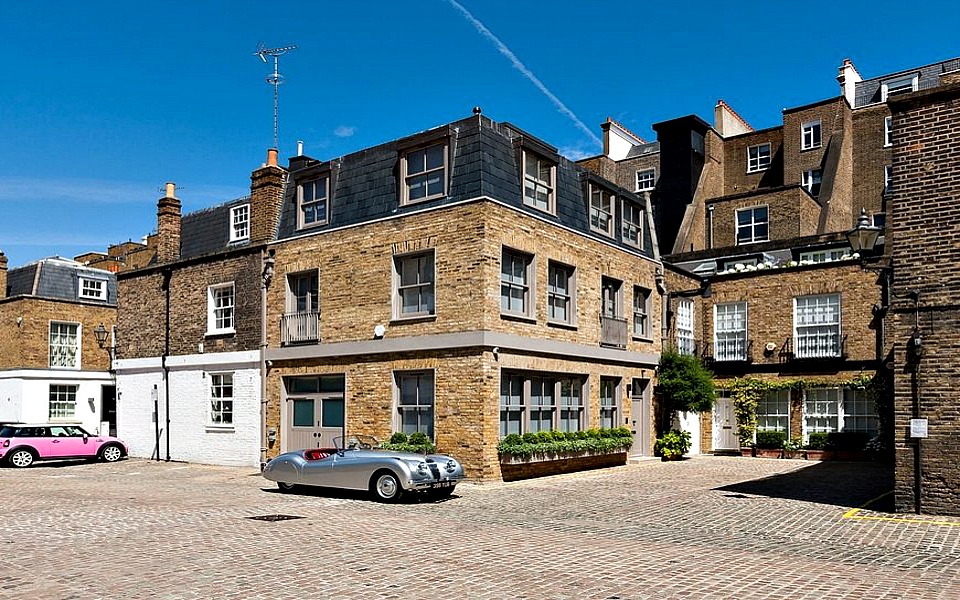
[804,432,834,461]
[782,436,804,459]
[654,429,691,461]
[754,430,786,458]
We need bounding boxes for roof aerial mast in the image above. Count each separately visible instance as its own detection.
[254,42,298,151]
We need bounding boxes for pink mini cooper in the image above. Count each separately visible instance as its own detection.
[0,424,128,468]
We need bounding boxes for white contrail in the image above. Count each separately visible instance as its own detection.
[445,0,602,149]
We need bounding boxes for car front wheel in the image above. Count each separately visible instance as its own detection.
[8,449,35,468]
[371,471,403,502]
[100,444,123,463]
[277,481,298,493]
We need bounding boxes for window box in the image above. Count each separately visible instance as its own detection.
[498,437,630,481]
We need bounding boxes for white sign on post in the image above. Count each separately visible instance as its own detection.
[910,418,928,438]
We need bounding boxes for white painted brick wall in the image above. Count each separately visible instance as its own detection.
[116,353,261,468]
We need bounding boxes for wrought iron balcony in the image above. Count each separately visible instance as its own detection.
[280,311,320,345]
[600,315,628,349]
[781,334,848,360]
[703,339,753,362]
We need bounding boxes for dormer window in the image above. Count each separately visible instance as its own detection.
[589,184,615,237]
[230,204,250,242]
[78,277,107,301]
[621,199,644,248]
[747,143,771,173]
[882,74,918,101]
[298,176,329,229]
[522,149,555,214]
[401,142,447,204]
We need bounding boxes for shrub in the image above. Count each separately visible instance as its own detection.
[806,432,830,450]
[389,432,408,444]
[500,433,523,447]
[755,430,787,449]
[522,432,538,444]
[408,431,430,445]
[535,431,553,444]
[564,431,579,441]
[654,429,691,459]
[658,350,716,414]
[783,436,804,452]
[585,428,601,439]
[497,427,634,459]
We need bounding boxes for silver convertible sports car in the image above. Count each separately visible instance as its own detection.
[261,435,465,502]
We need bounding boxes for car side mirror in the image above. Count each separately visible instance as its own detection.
[83,434,89,443]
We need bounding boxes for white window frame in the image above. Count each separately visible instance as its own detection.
[48,384,78,420]
[632,285,651,339]
[804,388,841,436]
[209,372,234,427]
[207,283,236,335]
[393,250,435,319]
[49,321,80,369]
[747,143,771,173]
[714,302,748,362]
[794,294,841,358]
[802,169,822,197]
[621,200,644,248]
[522,149,555,214]
[229,204,250,242]
[881,74,918,101]
[842,388,879,437]
[589,184,615,237]
[298,176,330,229]
[885,165,893,193]
[501,248,535,319]
[78,277,107,301]
[676,299,695,355]
[757,389,790,434]
[547,261,576,326]
[884,116,893,147]
[801,120,822,150]
[499,373,525,437]
[798,248,850,263]
[395,370,435,439]
[635,168,656,192]
[735,205,769,245]
[401,142,448,205]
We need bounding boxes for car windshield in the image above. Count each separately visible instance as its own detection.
[333,435,379,450]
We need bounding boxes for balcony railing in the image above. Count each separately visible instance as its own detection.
[280,311,320,345]
[702,339,753,362]
[781,334,848,360]
[600,315,628,349]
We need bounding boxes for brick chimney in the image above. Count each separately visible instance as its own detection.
[837,58,862,107]
[250,148,287,244]
[0,250,7,299]
[156,182,182,263]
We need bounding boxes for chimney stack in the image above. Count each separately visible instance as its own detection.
[156,182,182,263]
[250,148,287,244]
[0,250,8,299]
[837,58,862,107]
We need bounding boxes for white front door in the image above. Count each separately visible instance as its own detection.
[713,392,739,451]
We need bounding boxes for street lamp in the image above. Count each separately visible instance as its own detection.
[846,208,882,254]
[93,323,115,363]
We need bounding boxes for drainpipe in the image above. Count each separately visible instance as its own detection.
[162,269,172,462]
[260,249,275,469]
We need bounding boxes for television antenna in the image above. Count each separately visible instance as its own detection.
[254,42,298,151]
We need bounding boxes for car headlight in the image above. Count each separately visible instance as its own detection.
[445,460,457,473]
[417,462,429,476]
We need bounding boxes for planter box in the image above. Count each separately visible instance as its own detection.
[755,448,783,459]
[782,450,804,460]
[740,447,755,457]
[499,450,628,482]
[804,449,835,461]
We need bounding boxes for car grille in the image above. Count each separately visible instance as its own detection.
[428,463,441,479]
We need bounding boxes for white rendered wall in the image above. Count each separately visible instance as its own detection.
[674,411,702,456]
[0,370,113,433]
[115,352,261,468]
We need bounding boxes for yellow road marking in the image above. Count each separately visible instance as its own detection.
[842,491,960,527]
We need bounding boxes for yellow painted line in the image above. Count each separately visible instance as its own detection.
[842,491,960,527]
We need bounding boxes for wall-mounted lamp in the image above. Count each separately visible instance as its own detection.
[93,323,116,364]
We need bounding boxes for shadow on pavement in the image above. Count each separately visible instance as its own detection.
[715,460,895,511]
[259,484,459,504]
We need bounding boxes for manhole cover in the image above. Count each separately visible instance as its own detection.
[246,514,305,522]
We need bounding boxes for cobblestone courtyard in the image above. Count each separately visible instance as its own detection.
[2,456,959,599]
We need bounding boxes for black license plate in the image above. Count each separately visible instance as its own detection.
[432,481,454,489]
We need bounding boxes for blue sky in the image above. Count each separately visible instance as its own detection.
[1,0,957,268]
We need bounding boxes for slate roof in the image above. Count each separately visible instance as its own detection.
[179,196,251,260]
[4,257,117,304]
[625,141,660,159]
[854,57,960,108]
[275,115,657,259]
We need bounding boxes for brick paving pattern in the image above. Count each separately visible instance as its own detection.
[2,456,959,599]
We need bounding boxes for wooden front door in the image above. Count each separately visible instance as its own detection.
[286,394,344,450]
[713,392,739,451]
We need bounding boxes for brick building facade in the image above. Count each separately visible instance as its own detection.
[0,252,118,434]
